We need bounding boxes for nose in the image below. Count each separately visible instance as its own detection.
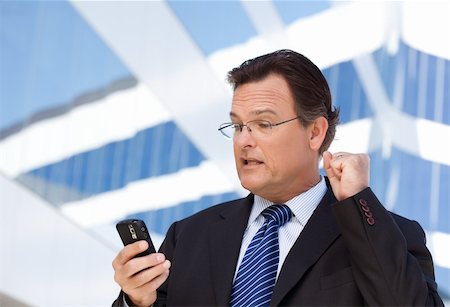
[234,126,256,148]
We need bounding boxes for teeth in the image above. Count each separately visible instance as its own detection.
[243,159,262,165]
[247,160,260,165]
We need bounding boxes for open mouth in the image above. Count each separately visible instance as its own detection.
[243,159,263,166]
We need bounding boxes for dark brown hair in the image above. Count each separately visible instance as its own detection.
[227,49,339,155]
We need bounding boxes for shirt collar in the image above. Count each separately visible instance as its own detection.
[249,176,327,226]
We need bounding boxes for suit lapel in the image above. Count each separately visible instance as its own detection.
[208,195,254,306]
[271,188,340,306]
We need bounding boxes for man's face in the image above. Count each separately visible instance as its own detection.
[231,74,319,203]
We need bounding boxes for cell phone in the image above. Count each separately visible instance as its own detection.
[116,219,156,257]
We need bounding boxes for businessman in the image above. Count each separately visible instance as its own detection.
[112,49,443,306]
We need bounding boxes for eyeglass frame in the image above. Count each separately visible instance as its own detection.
[218,115,302,139]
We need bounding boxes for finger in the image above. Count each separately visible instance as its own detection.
[125,267,170,306]
[123,253,166,278]
[113,241,149,268]
[329,152,347,173]
[114,253,167,290]
[331,152,347,162]
[125,260,171,290]
[148,267,170,291]
[141,266,170,292]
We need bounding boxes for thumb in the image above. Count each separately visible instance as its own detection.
[323,151,339,186]
[323,151,341,199]
[322,151,333,177]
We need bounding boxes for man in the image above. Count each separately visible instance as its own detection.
[112,50,443,306]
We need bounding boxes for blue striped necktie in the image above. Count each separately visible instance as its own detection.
[230,204,293,307]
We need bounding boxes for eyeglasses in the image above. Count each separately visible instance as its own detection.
[218,116,301,139]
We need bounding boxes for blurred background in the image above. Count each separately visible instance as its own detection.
[0,1,449,306]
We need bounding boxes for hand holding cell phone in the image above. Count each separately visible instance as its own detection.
[113,219,170,307]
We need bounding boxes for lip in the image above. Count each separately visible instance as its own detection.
[241,157,264,167]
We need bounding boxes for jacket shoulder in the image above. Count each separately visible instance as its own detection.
[190,196,248,217]
[167,194,252,233]
[390,211,427,245]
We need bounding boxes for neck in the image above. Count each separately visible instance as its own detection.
[263,173,321,204]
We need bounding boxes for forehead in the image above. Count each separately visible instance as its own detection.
[230,74,295,117]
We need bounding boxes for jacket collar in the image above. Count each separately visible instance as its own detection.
[208,194,254,305]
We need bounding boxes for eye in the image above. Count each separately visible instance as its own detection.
[255,121,272,129]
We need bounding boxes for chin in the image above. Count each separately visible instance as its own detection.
[239,177,266,195]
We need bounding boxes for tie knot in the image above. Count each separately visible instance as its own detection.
[262,204,293,227]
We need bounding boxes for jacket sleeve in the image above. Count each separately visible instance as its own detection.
[332,187,444,306]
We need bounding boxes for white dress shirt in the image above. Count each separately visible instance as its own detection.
[233,176,327,280]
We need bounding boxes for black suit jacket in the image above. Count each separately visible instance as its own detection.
[114,182,443,306]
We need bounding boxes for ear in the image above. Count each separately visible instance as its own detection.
[308,116,328,151]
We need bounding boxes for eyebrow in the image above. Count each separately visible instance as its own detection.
[229,109,277,119]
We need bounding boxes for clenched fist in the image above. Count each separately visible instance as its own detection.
[323,151,370,201]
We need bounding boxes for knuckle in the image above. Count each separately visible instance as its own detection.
[113,271,122,285]
[146,275,160,292]
[139,269,152,284]
[112,256,121,270]
[134,272,144,286]
[359,153,369,160]
[132,270,150,289]
[115,250,127,265]
[124,260,137,274]
[148,280,158,292]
